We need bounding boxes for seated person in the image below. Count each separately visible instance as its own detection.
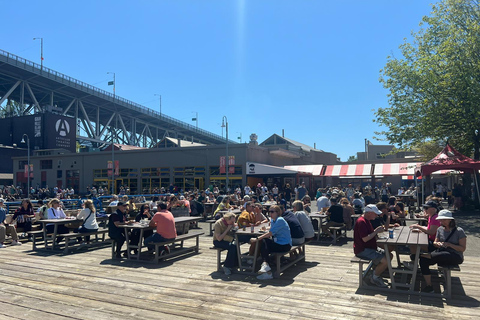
[419,210,466,293]
[322,198,345,238]
[213,212,238,275]
[108,195,119,207]
[411,200,441,252]
[129,204,154,251]
[292,200,315,241]
[0,198,21,247]
[108,201,134,258]
[144,202,177,254]
[353,204,389,288]
[340,198,354,230]
[45,198,70,244]
[13,199,35,237]
[252,203,268,225]
[214,197,230,219]
[75,199,99,244]
[372,202,400,230]
[302,195,312,213]
[250,205,292,280]
[282,208,305,246]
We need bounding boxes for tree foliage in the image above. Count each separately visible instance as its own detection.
[375,0,480,159]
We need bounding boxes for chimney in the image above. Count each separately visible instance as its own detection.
[282,129,284,137]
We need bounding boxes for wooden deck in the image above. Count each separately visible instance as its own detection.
[1,224,480,320]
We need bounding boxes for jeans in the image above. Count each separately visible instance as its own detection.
[144,233,175,250]
[46,224,70,243]
[213,240,238,268]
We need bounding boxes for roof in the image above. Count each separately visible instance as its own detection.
[153,137,207,148]
[417,144,480,176]
[260,134,319,152]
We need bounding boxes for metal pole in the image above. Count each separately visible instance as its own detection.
[196,112,198,129]
[112,127,115,195]
[226,118,229,194]
[40,38,43,70]
[27,136,30,197]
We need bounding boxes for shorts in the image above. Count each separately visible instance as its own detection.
[356,248,385,265]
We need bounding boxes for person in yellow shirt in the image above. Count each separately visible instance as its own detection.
[237,202,255,227]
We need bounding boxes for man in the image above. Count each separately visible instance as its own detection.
[244,184,251,196]
[292,200,315,241]
[108,201,133,258]
[322,197,345,238]
[0,199,21,247]
[316,193,331,212]
[296,182,308,201]
[272,184,279,200]
[353,204,389,288]
[145,202,177,253]
[237,202,255,228]
[108,195,119,207]
[282,208,305,245]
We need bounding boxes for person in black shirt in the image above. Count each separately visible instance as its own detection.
[322,198,345,238]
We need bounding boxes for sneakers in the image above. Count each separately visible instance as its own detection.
[403,261,415,271]
[0,243,4,248]
[11,240,22,246]
[222,266,232,275]
[422,285,434,293]
[370,275,388,288]
[257,272,273,280]
[258,262,271,273]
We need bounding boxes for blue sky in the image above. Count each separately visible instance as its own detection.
[1,0,434,161]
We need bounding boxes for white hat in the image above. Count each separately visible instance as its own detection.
[365,204,382,215]
[436,209,454,220]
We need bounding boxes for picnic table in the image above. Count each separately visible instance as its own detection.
[235,222,269,274]
[377,226,428,293]
[309,212,328,240]
[119,216,202,260]
[38,217,81,250]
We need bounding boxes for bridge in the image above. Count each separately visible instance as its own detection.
[0,49,231,149]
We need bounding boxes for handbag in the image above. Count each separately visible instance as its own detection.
[435,227,457,252]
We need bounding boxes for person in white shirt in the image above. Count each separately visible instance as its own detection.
[75,200,99,244]
[108,195,119,206]
[292,200,315,240]
[46,198,69,243]
[244,185,251,196]
[316,194,331,212]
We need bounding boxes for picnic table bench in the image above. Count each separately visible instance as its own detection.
[152,230,204,263]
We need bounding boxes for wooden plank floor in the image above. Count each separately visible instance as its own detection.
[1,225,480,320]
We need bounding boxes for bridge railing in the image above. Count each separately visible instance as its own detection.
[0,49,232,142]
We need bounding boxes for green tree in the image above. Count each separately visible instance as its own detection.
[347,155,357,162]
[375,0,480,159]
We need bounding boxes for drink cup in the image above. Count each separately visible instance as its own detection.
[389,229,394,239]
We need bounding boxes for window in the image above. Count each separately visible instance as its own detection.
[57,170,62,178]
[376,153,386,159]
[40,160,53,169]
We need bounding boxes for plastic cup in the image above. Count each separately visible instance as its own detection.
[389,229,394,239]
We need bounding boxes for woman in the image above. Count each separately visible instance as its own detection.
[75,200,99,244]
[340,198,354,230]
[214,197,230,220]
[213,212,238,275]
[250,205,292,280]
[302,195,312,214]
[46,198,70,243]
[13,199,35,237]
[419,210,466,293]
[129,204,154,253]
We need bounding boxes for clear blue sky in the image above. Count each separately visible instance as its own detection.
[1,0,434,161]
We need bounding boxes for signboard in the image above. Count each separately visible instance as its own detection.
[44,113,76,152]
[229,156,235,174]
[219,156,226,174]
[108,161,113,177]
[114,160,119,176]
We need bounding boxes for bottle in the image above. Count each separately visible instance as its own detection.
[251,224,254,233]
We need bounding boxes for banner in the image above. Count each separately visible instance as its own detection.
[114,160,119,176]
[219,156,226,174]
[108,161,113,177]
[229,156,235,174]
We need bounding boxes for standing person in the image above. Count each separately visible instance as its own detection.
[13,199,35,237]
[250,205,292,280]
[108,201,133,258]
[45,198,70,244]
[296,182,308,201]
[283,183,293,205]
[272,184,279,200]
[353,204,389,287]
[213,212,238,275]
[144,201,177,255]
[75,200,99,245]
[0,199,21,247]
[419,210,466,293]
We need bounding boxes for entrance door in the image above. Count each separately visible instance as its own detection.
[195,177,204,191]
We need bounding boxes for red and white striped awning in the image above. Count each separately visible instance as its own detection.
[373,162,421,176]
[323,164,372,177]
[283,165,323,176]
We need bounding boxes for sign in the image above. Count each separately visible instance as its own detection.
[24,164,34,178]
[229,156,235,174]
[114,160,119,176]
[108,161,113,177]
[219,156,226,174]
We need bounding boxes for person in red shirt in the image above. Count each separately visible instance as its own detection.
[353,204,389,288]
[144,202,177,253]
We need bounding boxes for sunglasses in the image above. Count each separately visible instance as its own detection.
[269,210,277,213]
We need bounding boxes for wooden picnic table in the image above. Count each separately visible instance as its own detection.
[309,212,328,240]
[119,216,202,260]
[234,222,269,274]
[377,226,428,293]
[38,218,81,250]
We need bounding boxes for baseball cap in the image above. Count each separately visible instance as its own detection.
[422,200,438,209]
[0,198,4,203]
[436,209,454,220]
[365,204,382,215]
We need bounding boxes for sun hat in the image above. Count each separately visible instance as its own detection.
[365,204,382,215]
[436,209,454,220]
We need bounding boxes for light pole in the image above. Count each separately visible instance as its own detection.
[20,134,30,197]
[192,112,198,129]
[33,37,43,70]
[154,94,162,115]
[221,116,229,193]
[107,72,116,195]
[237,132,242,143]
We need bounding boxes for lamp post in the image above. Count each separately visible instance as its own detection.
[154,94,162,115]
[33,37,43,70]
[192,112,198,129]
[221,116,229,193]
[107,72,116,195]
[20,134,30,197]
